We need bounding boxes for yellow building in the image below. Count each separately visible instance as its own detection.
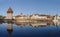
[15,13,29,20]
[15,15,27,20]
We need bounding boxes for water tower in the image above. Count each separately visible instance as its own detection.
[7,7,13,35]
[7,7,13,19]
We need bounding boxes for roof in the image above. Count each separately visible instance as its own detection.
[30,14,51,17]
[7,7,13,13]
[15,15,27,17]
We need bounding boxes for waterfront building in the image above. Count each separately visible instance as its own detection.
[53,15,60,25]
[15,13,27,20]
[7,7,13,19]
[30,14,53,21]
[15,13,30,22]
[15,14,53,21]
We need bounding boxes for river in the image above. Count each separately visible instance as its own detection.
[0,22,60,37]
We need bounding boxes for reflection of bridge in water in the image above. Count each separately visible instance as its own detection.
[0,20,60,27]
[15,21,52,27]
[0,20,60,35]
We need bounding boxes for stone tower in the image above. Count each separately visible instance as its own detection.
[7,7,13,19]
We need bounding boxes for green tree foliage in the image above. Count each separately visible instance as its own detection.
[0,15,5,19]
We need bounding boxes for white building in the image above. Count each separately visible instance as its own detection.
[53,15,60,25]
[30,14,51,20]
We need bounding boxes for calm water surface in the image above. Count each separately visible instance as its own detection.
[0,23,60,37]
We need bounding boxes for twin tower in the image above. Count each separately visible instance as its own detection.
[7,7,13,19]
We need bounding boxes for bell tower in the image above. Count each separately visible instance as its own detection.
[7,7,13,19]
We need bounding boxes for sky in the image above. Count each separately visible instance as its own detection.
[0,0,60,16]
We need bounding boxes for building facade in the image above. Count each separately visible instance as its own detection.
[30,14,53,21]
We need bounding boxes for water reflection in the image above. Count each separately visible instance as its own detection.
[0,21,60,37]
[6,20,60,35]
[15,21,53,27]
[7,23,13,35]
